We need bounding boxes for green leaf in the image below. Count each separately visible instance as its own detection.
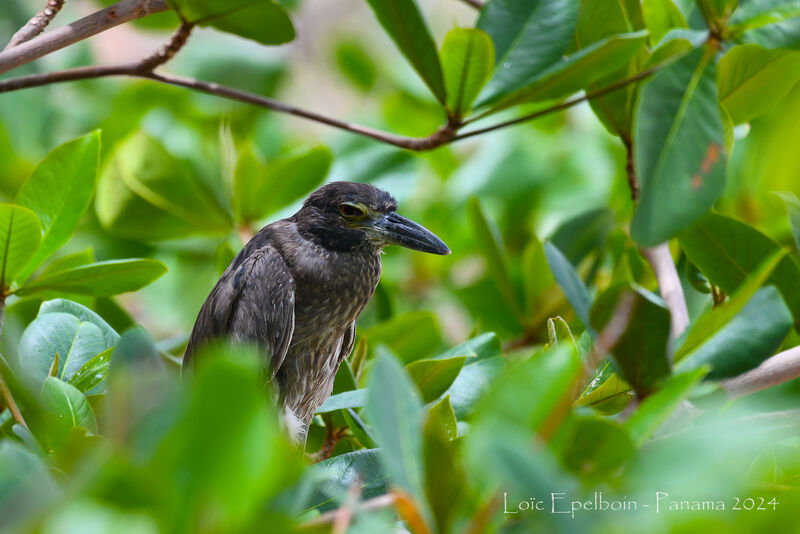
[778,192,800,252]
[316,389,367,414]
[167,0,295,45]
[440,28,495,118]
[423,398,465,534]
[0,440,59,524]
[68,347,113,393]
[467,197,523,321]
[335,39,378,91]
[522,234,556,307]
[673,248,786,361]
[406,356,466,403]
[591,285,672,396]
[234,145,333,224]
[37,249,95,278]
[16,259,167,297]
[0,204,41,288]
[678,212,800,327]
[441,356,506,419]
[96,132,233,241]
[364,312,441,363]
[576,370,633,415]
[433,332,502,362]
[625,367,707,446]
[41,377,97,432]
[544,241,593,332]
[676,286,793,378]
[312,449,387,510]
[717,44,800,124]
[476,0,580,106]
[365,352,428,515]
[642,0,688,43]
[427,395,458,441]
[730,0,800,34]
[546,316,576,350]
[632,47,727,246]
[364,0,447,104]
[490,31,649,110]
[561,417,635,477]
[18,299,119,385]
[15,131,100,282]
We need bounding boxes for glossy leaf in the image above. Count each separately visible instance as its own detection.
[167,0,295,46]
[632,47,727,246]
[16,259,167,297]
[316,388,367,414]
[677,286,793,379]
[15,131,100,281]
[312,449,387,510]
[730,0,800,34]
[406,356,466,403]
[440,28,495,118]
[364,0,446,104]
[642,0,688,43]
[0,204,41,288]
[68,347,113,393]
[18,299,119,385]
[544,241,592,332]
[476,0,580,106]
[41,377,97,432]
[717,44,800,124]
[678,212,800,326]
[427,395,458,441]
[576,371,633,415]
[365,352,428,515]
[625,368,707,446]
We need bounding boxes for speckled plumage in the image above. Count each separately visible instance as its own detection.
[183,182,448,444]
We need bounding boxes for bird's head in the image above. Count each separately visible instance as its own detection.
[295,181,450,255]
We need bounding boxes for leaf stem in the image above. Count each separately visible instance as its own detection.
[0,294,29,429]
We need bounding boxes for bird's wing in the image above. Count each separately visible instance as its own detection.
[338,321,357,364]
[184,245,295,378]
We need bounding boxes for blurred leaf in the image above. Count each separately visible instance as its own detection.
[312,449,387,510]
[40,377,97,432]
[562,416,635,476]
[717,44,800,124]
[550,208,615,265]
[17,259,167,297]
[19,299,119,385]
[642,0,688,43]
[365,352,428,515]
[0,204,41,288]
[625,367,707,446]
[335,39,377,91]
[214,241,236,276]
[730,0,800,34]
[491,31,649,110]
[423,398,465,534]
[234,145,332,224]
[778,191,800,252]
[544,241,592,332]
[591,285,671,396]
[576,371,633,415]
[427,395,457,441]
[406,356,466,403]
[632,47,727,246]
[316,389,367,414]
[440,28,495,118]
[677,286,792,378]
[166,0,295,45]
[738,16,800,48]
[522,234,555,307]
[546,316,576,350]
[96,132,233,240]
[678,212,800,326]
[15,131,100,282]
[476,0,580,106]
[38,249,96,278]
[68,347,113,394]
[364,312,441,363]
[0,440,59,527]
[467,197,523,321]
[433,332,502,362]
[673,248,785,361]
[364,0,447,104]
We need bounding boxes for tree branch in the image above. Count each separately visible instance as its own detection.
[4,0,66,50]
[457,0,485,9]
[640,244,690,353]
[0,0,170,75]
[722,346,800,398]
[0,295,28,429]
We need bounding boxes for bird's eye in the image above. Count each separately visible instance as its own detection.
[338,203,366,219]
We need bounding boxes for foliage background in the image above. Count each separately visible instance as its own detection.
[1,0,800,533]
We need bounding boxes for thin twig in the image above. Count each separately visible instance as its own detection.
[4,0,66,50]
[622,136,638,201]
[640,244,690,354]
[457,0,485,9]
[722,346,800,398]
[0,295,28,429]
[0,0,170,75]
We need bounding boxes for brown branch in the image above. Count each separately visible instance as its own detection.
[457,0,485,9]
[4,0,66,50]
[622,136,638,201]
[0,0,170,75]
[640,244,690,355]
[301,494,396,528]
[0,296,28,429]
[722,346,800,398]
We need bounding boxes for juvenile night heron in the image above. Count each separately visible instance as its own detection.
[183,181,450,443]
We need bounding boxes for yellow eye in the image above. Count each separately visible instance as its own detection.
[339,203,366,219]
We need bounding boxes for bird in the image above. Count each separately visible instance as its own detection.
[183,181,450,444]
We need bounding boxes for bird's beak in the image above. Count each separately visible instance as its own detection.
[375,212,451,255]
